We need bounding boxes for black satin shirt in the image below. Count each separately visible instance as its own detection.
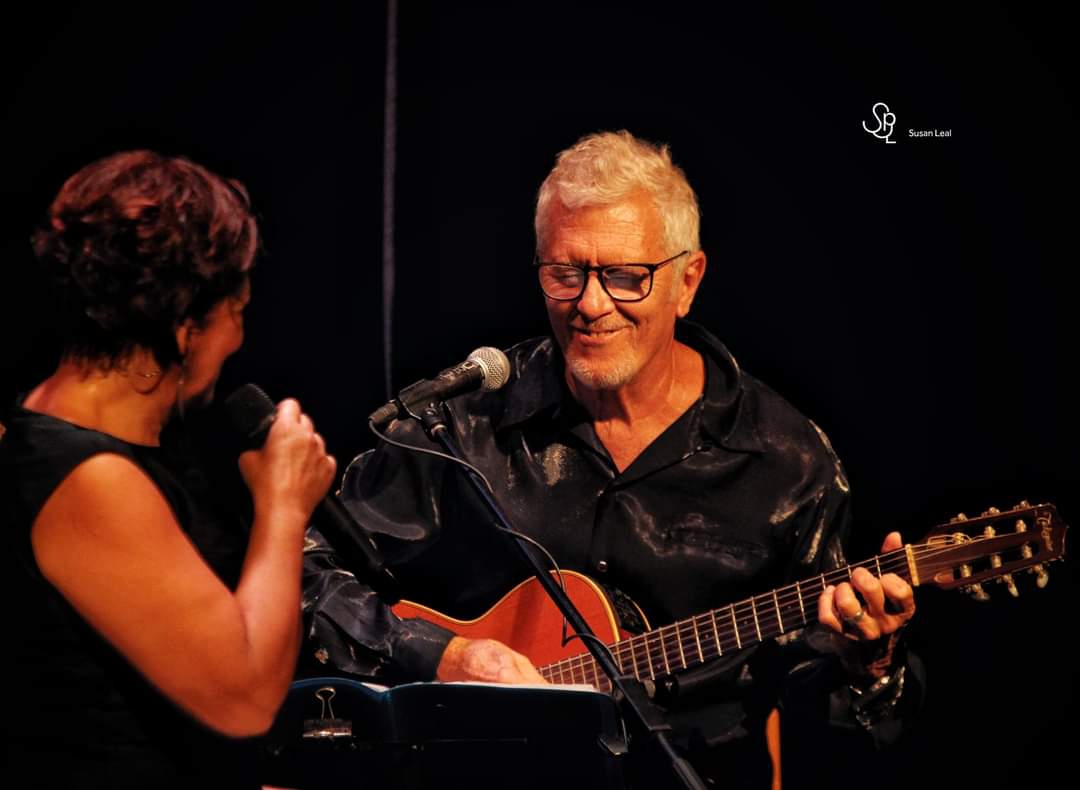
[301,321,919,778]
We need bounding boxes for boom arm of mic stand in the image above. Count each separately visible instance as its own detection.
[412,402,707,790]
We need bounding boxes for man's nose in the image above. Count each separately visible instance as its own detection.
[576,271,615,319]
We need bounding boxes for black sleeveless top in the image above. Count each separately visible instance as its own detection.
[1,405,260,788]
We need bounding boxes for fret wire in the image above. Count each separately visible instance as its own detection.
[624,641,640,680]
[729,605,742,650]
[640,633,656,678]
[796,581,806,624]
[612,642,627,677]
[595,668,606,692]
[750,597,762,642]
[710,608,723,656]
[628,638,642,680]
[615,638,627,677]
[674,622,687,668]
[692,616,704,663]
[772,589,784,634]
[781,600,799,635]
[656,629,671,674]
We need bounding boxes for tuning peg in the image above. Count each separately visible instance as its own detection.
[1015,500,1031,510]
[1015,521,1049,587]
[1030,564,1050,588]
[981,506,1001,517]
[985,528,1013,594]
[960,565,991,602]
[999,573,1019,598]
[950,512,969,524]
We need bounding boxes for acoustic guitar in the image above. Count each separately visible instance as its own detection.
[393,502,1068,691]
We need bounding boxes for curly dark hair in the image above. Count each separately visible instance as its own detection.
[31,150,259,370]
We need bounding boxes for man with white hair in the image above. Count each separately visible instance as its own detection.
[303,131,921,786]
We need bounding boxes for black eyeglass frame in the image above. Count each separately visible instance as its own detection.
[533,250,689,303]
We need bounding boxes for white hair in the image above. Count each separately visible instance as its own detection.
[535,130,701,260]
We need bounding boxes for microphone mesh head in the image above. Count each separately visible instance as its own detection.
[224,383,276,439]
[468,347,511,392]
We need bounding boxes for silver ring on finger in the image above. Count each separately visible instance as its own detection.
[842,608,865,627]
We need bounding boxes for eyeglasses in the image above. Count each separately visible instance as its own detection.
[534,250,689,302]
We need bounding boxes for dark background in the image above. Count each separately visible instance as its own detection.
[3,3,1076,788]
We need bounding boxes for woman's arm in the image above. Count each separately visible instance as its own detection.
[31,399,334,737]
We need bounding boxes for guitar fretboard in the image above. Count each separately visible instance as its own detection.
[538,548,913,692]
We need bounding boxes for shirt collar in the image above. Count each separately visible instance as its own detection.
[494,320,764,454]
[493,338,565,432]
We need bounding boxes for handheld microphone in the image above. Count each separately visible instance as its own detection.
[225,383,401,603]
[368,346,511,428]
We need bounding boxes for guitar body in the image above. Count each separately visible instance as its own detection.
[392,570,638,668]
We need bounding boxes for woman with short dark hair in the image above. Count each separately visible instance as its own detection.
[2,150,334,787]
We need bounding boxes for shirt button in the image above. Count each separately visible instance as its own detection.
[596,560,608,573]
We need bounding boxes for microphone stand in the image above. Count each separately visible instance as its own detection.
[408,400,707,790]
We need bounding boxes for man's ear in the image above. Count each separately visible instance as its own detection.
[676,251,707,318]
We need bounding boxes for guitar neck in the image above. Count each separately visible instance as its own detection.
[539,547,915,691]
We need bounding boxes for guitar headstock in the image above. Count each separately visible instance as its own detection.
[912,502,1068,599]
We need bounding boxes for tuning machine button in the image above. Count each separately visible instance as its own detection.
[1030,565,1050,588]
[999,573,1019,598]
[960,564,991,602]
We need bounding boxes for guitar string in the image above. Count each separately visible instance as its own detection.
[545,551,1031,684]
[549,565,1050,686]
[540,537,1050,683]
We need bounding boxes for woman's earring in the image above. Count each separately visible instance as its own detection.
[131,365,162,395]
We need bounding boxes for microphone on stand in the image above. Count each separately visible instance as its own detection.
[368,347,511,428]
[225,383,401,603]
